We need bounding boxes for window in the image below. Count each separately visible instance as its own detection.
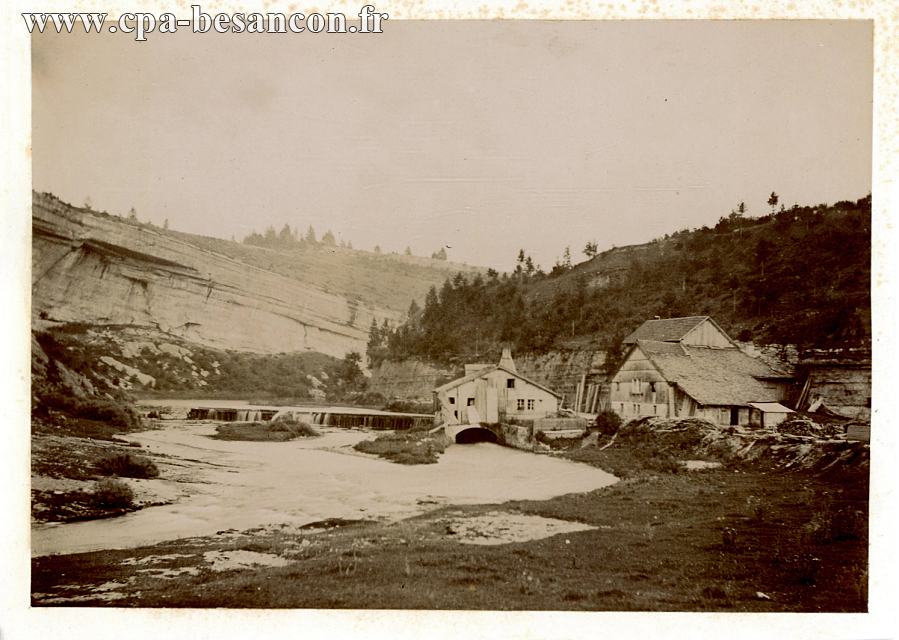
[516,398,525,411]
[453,410,458,419]
[507,379,515,389]
[527,399,535,411]
[466,398,474,406]
[449,397,455,405]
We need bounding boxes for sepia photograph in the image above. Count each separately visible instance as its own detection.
[2,0,896,637]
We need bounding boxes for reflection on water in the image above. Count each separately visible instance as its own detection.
[32,421,616,557]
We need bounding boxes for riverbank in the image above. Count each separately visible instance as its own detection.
[32,442,868,610]
[31,421,615,557]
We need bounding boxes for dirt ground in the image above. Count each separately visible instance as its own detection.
[32,440,868,611]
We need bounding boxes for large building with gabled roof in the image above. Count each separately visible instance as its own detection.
[434,348,561,425]
[611,316,792,426]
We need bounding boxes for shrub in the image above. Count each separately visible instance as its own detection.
[271,420,319,438]
[91,478,135,508]
[594,409,623,436]
[270,414,320,437]
[354,431,445,464]
[96,452,159,478]
[39,391,141,430]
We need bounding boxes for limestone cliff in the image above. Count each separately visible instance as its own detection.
[514,350,607,405]
[32,192,403,358]
[367,359,458,402]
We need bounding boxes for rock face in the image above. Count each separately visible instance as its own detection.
[515,350,607,404]
[367,359,458,402]
[32,193,403,357]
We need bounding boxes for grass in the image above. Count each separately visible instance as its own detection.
[31,463,868,610]
[353,429,446,464]
[211,418,319,442]
[32,478,138,523]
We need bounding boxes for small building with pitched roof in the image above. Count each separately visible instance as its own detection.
[611,316,792,426]
[434,348,561,425]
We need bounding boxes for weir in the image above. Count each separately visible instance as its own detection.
[186,405,434,430]
[308,411,434,430]
[187,408,278,421]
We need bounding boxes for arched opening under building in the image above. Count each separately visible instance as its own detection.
[455,427,499,444]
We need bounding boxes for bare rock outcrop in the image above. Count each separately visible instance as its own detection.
[32,192,402,357]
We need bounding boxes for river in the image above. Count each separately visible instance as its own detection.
[32,413,617,557]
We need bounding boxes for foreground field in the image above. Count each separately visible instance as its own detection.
[32,441,867,611]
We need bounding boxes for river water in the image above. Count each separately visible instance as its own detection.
[32,415,617,557]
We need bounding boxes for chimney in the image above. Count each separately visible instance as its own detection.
[498,346,517,373]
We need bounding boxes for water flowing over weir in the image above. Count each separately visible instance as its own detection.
[31,418,617,557]
[184,403,433,430]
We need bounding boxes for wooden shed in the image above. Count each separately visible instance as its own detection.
[748,402,794,428]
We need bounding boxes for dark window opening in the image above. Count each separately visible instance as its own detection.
[466,398,475,406]
[730,407,740,426]
[449,397,455,404]
[507,379,515,389]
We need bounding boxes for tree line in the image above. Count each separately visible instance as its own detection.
[367,194,871,370]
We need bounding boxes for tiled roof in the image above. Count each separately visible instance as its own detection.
[434,365,498,393]
[640,343,785,406]
[635,339,688,355]
[622,316,710,344]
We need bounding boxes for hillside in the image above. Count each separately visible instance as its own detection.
[372,195,871,369]
[164,229,483,316]
[32,191,483,358]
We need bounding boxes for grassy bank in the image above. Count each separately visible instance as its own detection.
[211,418,319,442]
[32,438,867,610]
[353,429,447,464]
[31,431,162,523]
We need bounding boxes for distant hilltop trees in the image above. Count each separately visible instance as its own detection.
[242,224,347,250]
[242,225,453,263]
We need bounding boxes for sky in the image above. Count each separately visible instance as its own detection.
[32,20,872,270]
